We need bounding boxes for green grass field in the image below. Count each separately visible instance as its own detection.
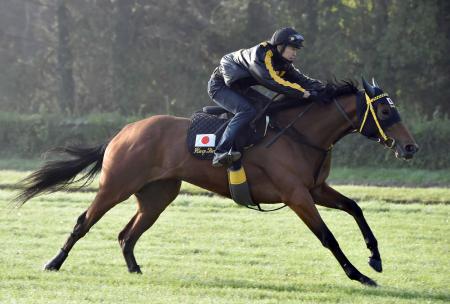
[0,169,449,303]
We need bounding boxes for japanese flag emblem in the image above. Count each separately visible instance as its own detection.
[195,134,216,147]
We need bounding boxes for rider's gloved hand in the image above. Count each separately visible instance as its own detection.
[309,90,318,98]
[309,90,325,103]
[303,90,311,98]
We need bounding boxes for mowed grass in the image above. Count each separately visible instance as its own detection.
[0,186,449,303]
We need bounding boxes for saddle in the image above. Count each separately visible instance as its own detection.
[186,89,275,160]
[186,110,270,160]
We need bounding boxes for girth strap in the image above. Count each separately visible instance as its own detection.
[227,162,288,212]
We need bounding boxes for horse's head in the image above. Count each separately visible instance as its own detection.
[358,77,419,160]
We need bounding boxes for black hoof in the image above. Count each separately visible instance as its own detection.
[43,260,61,271]
[128,265,142,274]
[369,257,383,273]
[43,250,67,271]
[359,275,378,287]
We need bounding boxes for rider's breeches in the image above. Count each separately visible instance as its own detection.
[207,74,257,153]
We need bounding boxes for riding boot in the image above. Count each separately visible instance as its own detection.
[212,150,241,167]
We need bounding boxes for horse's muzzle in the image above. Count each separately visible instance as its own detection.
[395,143,419,160]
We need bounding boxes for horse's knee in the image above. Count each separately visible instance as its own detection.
[345,201,379,250]
[320,231,339,250]
[344,199,363,217]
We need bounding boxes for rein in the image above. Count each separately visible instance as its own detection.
[250,91,394,213]
[333,98,357,130]
[265,102,316,149]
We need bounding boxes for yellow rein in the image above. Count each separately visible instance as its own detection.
[359,92,389,141]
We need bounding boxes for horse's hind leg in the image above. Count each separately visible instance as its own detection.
[118,179,181,273]
[310,183,382,272]
[44,189,130,271]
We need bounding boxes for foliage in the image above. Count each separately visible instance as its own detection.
[0,111,137,157]
[0,0,449,117]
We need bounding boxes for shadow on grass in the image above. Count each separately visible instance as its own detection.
[179,277,449,302]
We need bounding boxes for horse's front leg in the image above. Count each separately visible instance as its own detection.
[310,183,382,272]
[286,187,377,286]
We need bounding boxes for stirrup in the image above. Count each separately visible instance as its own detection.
[212,150,241,167]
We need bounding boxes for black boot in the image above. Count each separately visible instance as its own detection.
[212,151,241,167]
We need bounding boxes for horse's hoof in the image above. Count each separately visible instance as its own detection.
[369,257,383,273]
[360,275,378,287]
[43,250,67,271]
[43,261,60,271]
[128,265,142,274]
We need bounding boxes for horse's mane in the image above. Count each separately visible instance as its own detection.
[322,79,359,101]
[267,79,359,114]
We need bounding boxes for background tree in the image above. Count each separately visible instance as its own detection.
[0,0,448,116]
[56,0,75,114]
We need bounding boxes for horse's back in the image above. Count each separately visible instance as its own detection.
[108,115,189,148]
[100,115,191,188]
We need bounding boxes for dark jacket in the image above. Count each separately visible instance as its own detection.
[218,42,323,99]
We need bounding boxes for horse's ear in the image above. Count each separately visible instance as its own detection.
[362,77,375,97]
[372,77,380,88]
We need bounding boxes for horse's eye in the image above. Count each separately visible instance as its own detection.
[382,109,389,116]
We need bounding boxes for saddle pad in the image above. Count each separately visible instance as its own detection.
[187,112,229,160]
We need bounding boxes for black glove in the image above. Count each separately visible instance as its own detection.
[311,89,331,103]
[309,90,319,98]
[307,90,320,102]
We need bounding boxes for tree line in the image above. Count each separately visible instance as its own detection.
[1,0,449,118]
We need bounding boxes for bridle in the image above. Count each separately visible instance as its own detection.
[256,91,397,212]
[333,91,396,149]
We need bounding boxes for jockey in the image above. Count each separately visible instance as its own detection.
[207,27,324,167]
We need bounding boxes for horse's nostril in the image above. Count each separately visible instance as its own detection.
[405,144,418,153]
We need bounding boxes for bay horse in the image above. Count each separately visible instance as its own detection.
[14,78,418,287]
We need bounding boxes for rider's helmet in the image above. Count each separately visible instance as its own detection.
[269,27,304,49]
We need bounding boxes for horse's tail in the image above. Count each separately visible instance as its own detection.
[14,142,109,207]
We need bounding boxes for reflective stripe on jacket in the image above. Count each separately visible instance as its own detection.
[219,42,323,98]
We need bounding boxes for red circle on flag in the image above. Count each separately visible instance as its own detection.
[201,136,209,144]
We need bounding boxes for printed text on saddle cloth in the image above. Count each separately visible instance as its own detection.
[195,134,216,147]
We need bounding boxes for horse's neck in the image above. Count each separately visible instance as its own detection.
[278,95,357,150]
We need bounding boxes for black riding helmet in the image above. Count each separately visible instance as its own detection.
[269,27,304,49]
[269,27,304,62]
